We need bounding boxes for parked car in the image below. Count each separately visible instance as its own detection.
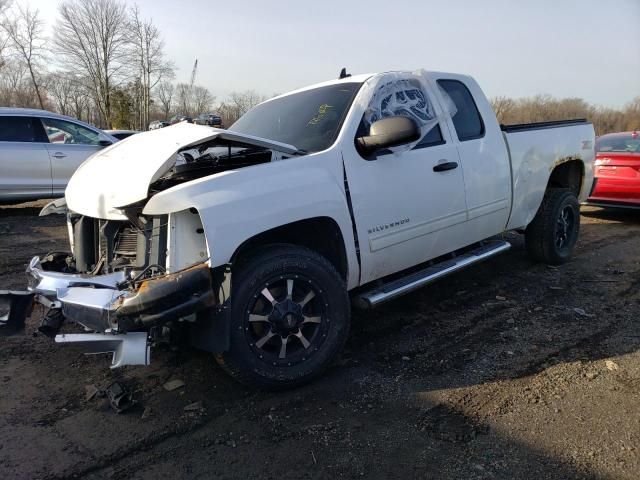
[6,70,594,389]
[0,108,117,202]
[149,120,169,130]
[587,131,640,208]
[105,129,139,141]
[169,114,193,124]
[194,113,223,128]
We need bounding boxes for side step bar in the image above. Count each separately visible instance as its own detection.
[354,240,511,308]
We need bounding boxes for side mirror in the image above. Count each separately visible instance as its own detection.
[356,116,420,158]
[98,133,113,146]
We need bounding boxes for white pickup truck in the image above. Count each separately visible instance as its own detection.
[1,69,595,389]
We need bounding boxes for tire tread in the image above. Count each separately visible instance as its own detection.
[525,188,579,265]
[215,244,349,390]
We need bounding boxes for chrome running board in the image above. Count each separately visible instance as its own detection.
[355,240,511,308]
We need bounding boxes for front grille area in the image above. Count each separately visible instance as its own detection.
[114,227,139,257]
[72,215,167,274]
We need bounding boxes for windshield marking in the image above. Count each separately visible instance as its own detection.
[307,104,334,126]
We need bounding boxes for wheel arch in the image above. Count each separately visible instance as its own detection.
[230,216,350,282]
[547,159,585,197]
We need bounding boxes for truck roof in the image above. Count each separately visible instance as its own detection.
[264,70,473,105]
[264,73,376,104]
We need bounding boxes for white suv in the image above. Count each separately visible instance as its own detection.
[0,108,116,203]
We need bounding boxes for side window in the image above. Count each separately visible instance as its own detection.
[413,124,444,149]
[0,116,46,142]
[40,117,100,146]
[437,79,484,141]
[356,76,444,155]
[357,120,445,156]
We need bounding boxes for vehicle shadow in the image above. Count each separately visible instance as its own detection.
[0,206,636,479]
[349,221,640,387]
[581,205,640,224]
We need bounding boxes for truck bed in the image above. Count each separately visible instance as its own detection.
[502,119,595,231]
[500,118,588,133]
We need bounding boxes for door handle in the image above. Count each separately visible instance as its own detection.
[433,161,458,172]
[52,152,67,159]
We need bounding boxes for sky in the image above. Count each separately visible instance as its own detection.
[27,0,640,108]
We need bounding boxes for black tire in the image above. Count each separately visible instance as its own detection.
[525,188,580,265]
[215,245,350,390]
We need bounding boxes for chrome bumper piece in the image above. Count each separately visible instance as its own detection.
[25,256,147,367]
[27,256,126,296]
[23,256,214,368]
[55,332,150,368]
[27,256,129,332]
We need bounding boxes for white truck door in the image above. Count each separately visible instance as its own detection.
[431,75,511,241]
[342,77,469,285]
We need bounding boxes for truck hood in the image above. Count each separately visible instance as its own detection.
[65,122,300,220]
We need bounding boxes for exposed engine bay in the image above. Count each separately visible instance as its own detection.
[61,136,295,277]
[151,142,290,193]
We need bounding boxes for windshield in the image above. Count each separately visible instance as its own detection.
[229,82,362,153]
[597,135,640,153]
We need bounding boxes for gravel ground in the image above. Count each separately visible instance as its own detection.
[0,202,638,480]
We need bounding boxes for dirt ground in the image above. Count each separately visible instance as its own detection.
[0,201,638,480]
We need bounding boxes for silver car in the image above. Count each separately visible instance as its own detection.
[0,108,117,203]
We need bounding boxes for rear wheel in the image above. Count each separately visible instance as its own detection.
[525,188,580,264]
[215,245,350,390]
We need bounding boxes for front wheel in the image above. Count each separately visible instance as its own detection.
[215,245,350,390]
[525,188,580,265]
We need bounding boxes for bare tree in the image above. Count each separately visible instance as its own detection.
[128,6,174,130]
[0,0,10,71]
[230,90,264,116]
[156,80,174,119]
[489,93,640,136]
[175,82,190,115]
[54,0,130,127]
[217,90,265,126]
[0,57,41,107]
[192,85,215,114]
[1,2,46,108]
[490,96,515,123]
[69,79,91,121]
[623,96,640,131]
[46,72,80,115]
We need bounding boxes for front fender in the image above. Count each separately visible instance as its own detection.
[143,150,360,289]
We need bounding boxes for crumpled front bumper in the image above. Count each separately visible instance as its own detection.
[1,257,216,367]
[25,257,215,332]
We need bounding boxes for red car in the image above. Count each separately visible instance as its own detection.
[587,131,640,208]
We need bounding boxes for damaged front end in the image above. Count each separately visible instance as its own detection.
[3,202,227,368]
[2,123,300,367]
[17,256,219,367]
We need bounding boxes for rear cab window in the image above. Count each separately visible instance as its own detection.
[437,79,485,141]
[0,116,48,142]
